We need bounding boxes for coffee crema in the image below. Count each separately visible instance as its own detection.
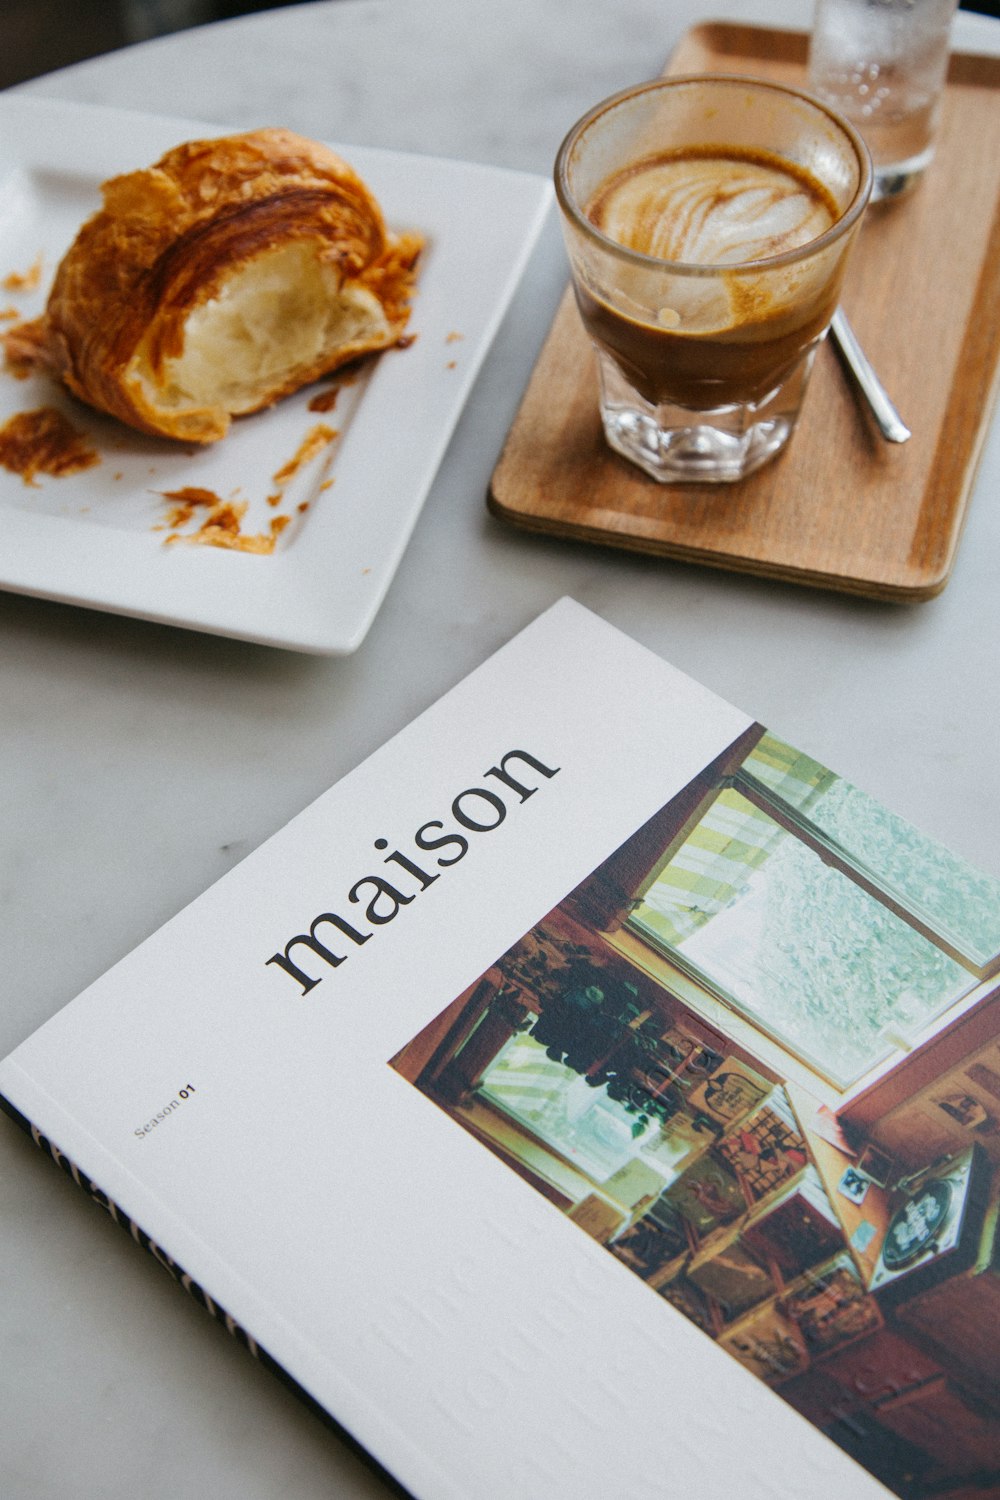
[572,145,849,408]
[586,147,838,266]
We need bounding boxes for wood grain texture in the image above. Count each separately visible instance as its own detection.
[489,24,1000,600]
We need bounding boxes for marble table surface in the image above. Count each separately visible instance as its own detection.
[2,1,998,1496]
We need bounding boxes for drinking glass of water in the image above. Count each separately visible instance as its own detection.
[807,0,959,200]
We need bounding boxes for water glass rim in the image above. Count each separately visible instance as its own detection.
[554,73,874,277]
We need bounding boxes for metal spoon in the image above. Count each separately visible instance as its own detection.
[829,308,911,444]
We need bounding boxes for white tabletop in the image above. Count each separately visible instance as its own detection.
[2,2,998,1496]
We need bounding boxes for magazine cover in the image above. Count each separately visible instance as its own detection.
[3,599,999,1499]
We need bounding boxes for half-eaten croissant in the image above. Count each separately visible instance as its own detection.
[31,127,422,443]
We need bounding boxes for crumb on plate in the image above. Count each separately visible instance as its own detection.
[2,256,43,293]
[271,422,338,488]
[157,485,298,554]
[0,406,100,485]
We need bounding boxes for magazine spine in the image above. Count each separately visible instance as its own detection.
[0,1091,413,1498]
[0,1091,263,1350]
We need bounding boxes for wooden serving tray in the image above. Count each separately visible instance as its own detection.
[489,23,1000,599]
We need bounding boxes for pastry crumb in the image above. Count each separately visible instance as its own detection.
[157,484,300,554]
[0,407,100,485]
[271,423,337,488]
[2,256,43,293]
[1,316,45,378]
[307,384,340,413]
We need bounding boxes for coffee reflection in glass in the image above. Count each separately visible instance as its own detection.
[554,76,872,484]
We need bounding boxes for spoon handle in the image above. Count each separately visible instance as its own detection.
[830,309,911,445]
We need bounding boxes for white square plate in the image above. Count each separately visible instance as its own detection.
[0,98,551,653]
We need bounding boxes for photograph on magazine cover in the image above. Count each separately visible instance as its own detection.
[391,723,1000,1500]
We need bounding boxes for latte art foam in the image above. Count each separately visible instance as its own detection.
[587,149,837,266]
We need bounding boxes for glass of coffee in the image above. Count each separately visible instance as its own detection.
[554,75,872,484]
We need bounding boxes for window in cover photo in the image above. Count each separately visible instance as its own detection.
[629,732,1000,1088]
[390,724,1000,1500]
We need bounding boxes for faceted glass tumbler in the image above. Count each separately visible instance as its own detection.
[554,76,872,484]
